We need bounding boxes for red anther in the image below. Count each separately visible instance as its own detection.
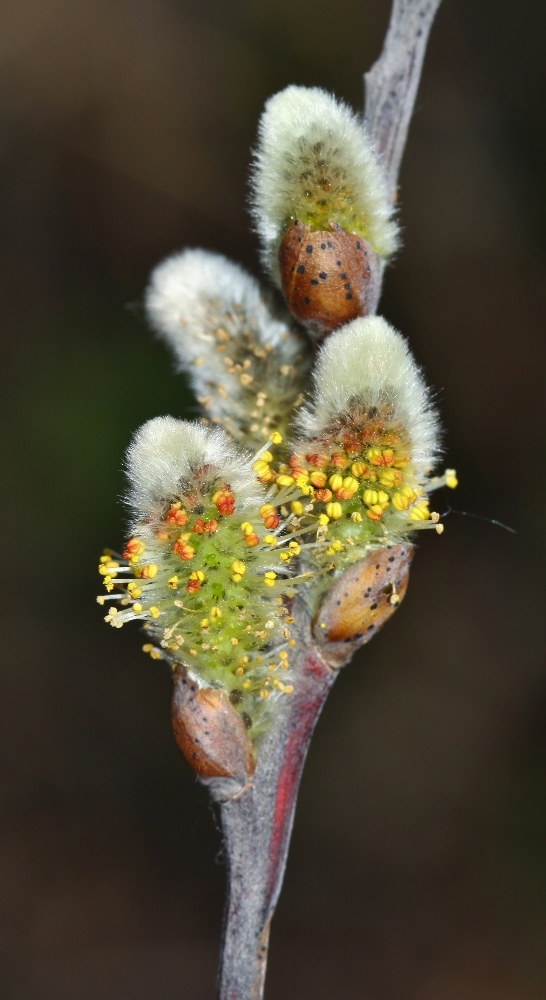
[203,519,218,533]
[192,518,205,533]
[244,532,260,547]
[166,506,189,526]
[215,491,235,516]
[173,540,195,560]
[122,537,144,558]
[314,488,333,502]
[335,488,354,500]
[186,578,201,593]
[330,452,349,468]
[306,453,329,468]
[263,513,280,530]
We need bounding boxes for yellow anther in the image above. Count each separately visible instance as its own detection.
[269,431,283,444]
[400,486,417,500]
[264,571,277,587]
[351,511,363,523]
[189,570,205,582]
[377,491,390,506]
[253,460,272,478]
[140,563,158,579]
[235,666,244,676]
[291,501,303,515]
[230,637,239,645]
[409,504,430,521]
[318,513,329,526]
[288,541,301,554]
[363,489,379,506]
[276,474,295,487]
[325,502,343,520]
[96,596,105,605]
[331,540,343,552]
[149,606,160,618]
[279,650,288,660]
[240,522,254,535]
[379,470,396,488]
[133,603,143,614]
[150,649,162,660]
[283,685,294,694]
[263,535,277,546]
[168,576,179,589]
[279,551,291,562]
[328,473,343,491]
[200,618,209,628]
[342,476,359,494]
[238,655,249,665]
[259,504,276,518]
[351,462,367,478]
[142,643,154,653]
[189,649,197,656]
[260,689,269,698]
[210,606,222,619]
[445,468,458,488]
[288,639,296,646]
[100,554,111,564]
[261,450,273,462]
[295,475,311,493]
[390,593,401,605]
[231,560,246,576]
[105,584,114,593]
[392,492,410,510]
[243,681,251,689]
[435,523,444,534]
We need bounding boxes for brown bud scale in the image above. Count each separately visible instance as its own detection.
[312,544,413,667]
[171,668,255,781]
[278,220,379,337]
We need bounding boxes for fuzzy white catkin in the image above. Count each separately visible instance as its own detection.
[298,316,440,479]
[145,249,308,442]
[251,85,399,281]
[125,417,261,520]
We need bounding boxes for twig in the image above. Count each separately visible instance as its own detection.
[364,0,443,198]
[213,3,443,996]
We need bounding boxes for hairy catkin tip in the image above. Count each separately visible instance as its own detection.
[298,316,440,481]
[145,249,310,447]
[251,85,399,333]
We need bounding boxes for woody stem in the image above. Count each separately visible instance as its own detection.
[215,645,337,1000]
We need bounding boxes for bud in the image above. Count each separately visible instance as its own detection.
[251,86,399,337]
[145,250,310,449]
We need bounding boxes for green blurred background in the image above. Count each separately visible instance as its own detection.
[1,1,545,997]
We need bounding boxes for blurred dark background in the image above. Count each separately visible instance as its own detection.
[1,1,545,997]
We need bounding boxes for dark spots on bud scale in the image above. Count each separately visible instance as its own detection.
[370,603,378,610]
[278,219,379,337]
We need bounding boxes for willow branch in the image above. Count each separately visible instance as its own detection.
[211,3,443,997]
[364,0,442,199]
